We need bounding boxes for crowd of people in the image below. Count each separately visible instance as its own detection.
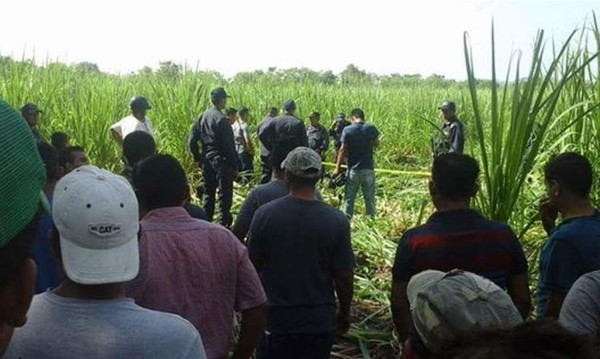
[1,86,598,359]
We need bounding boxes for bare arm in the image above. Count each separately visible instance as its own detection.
[391,280,410,342]
[333,269,354,334]
[507,274,532,319]
[233,304,267,359]
[544,292,567,320]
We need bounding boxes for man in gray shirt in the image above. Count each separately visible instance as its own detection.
[559,270,600,337]
[5,166,206,359]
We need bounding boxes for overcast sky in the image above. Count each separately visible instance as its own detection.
[0,0,597,79]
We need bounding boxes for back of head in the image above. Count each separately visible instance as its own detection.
[51,132,69,151]
[225,107,238,117]
[53,166,139,285]
[544,152,592,198]
[132,154,188,211]
[409,270,523,354]
[283,147,323,188]
[350,108,365,120]
[37,142,60,182]
[239,107,249,118]
[436,320,594,359]
[283,100,296,113]
[59,146,85,167]
[432,153,479,200]
[122,131,156,167]
[129,95,151,113]
[268,107,278,117]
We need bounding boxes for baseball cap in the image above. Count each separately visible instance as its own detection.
[438,101,456,112]
[335,112,346,121]
[20,103,43,116]
[53,166,140,285]
[283,99,296,112]
[309,111,320,120]
[408,269,523,353]
[281,147,322,178]
[0,100,47,247]
[210,87,230,102]
[130,96,152,111]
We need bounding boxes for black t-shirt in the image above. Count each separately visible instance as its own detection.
[248,196,355,334]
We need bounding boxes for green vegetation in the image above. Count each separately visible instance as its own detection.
[1,15,599,358]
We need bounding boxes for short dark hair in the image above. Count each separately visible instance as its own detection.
[225,108,238,117]
[432,153,479,200]
[544,153,592,197]
[50,132,69,150]
[59,146,85,167]
[123,131,156,167]
[268,107,278,117]
[272,141,300,174]
[350,108,365,119]
[0,216,38,288]
[239,107,249,117]
[132,154,188,211]
[37,142,60,181]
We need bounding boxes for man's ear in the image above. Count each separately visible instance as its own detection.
[428,180,436,196]
[0,259,36,328]
[549,180,561,198]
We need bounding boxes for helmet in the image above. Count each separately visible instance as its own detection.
[129,96,152,111]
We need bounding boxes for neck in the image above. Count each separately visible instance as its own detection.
[561,197,595,221]
[435,198,471,212]
[274,171,285,181]
[44,181,57,197]
[133,113,145,121]
[354,119,364,124]
[53,280,125,300]
[290,186,317,201]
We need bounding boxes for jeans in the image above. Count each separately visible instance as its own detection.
[258,332,335,359]
[343,169,376,218]
[202,159,235,227]
[260,155,272,184]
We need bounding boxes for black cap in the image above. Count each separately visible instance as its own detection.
[130,96,152,111]
[335,112,346,121]
[20,103,42,116]
[211,87,230,102]
[283,100,296,112]
[438,101,456,112]
[309,111,321,120]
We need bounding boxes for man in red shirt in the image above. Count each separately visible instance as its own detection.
[127,154,267,359]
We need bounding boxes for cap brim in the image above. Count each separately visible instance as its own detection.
[60,235,139,285]
[407,270,445,309]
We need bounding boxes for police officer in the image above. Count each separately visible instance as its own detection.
[257,107,278,184]
[188,87,237,227]
[20,103,45,143]
[434,101,465,156]
[306,111,329,159]
[329,112,351,158]
[258,100,308,164]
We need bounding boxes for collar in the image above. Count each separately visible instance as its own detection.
[143,206,191,222]
[555,210,600,231]
[427,209,484,224]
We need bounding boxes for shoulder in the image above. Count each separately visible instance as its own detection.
[134,307,202,342]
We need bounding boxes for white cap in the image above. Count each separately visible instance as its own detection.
[53,166,139,285]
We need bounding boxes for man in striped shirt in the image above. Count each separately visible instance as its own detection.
[390,153,531,345]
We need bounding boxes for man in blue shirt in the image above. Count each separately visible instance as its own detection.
[333,108,379,218]
[537,153,600,319]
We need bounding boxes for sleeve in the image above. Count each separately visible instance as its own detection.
[340,126,349,144]
[218,117,239,169]
[541,239,583,294]
[247,209,266,261]
[449,123,464,153]
[233,240,267,311]
[392,234,413,282]
[188,121,203,163]
[332,217,356,270]
[110,118,124,135]
[560,274,600,337]
[258,121,274,151]
[372,125,380,141]
[235,191,259,231]
[320,127,329,151]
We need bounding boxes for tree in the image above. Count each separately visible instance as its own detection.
[156,61,182,80]
[74,62,100,74]
[339,64,373,85]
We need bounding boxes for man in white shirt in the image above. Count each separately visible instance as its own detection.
[232,107,254,183]
[110,96,154,145]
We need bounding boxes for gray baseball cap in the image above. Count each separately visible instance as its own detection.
[408,269,523,353]
[438,101,456,111]
[281,147,322,178]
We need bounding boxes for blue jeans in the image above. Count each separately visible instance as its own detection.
[343,169,376,218]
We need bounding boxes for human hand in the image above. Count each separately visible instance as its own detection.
[540,198,559,235]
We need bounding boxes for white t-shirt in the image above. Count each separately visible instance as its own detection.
[232,120,250,154]
[5,292,206,359]
[110,115,154,139]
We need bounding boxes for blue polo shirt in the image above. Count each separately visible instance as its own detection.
[340,122,379,170]
[537,212,600,318]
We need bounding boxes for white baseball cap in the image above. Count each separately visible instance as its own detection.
[53,165,139,285]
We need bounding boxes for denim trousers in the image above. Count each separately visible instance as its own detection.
[343,169,376,218]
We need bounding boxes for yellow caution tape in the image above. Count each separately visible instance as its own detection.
[321,162,431,177]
